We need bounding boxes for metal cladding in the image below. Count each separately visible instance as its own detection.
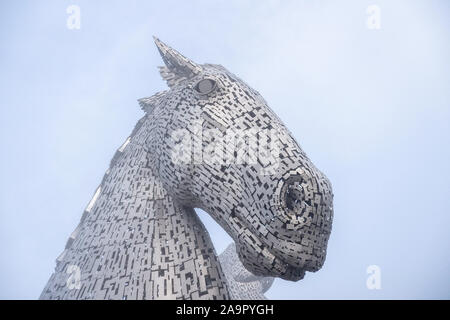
[40,38,333,300]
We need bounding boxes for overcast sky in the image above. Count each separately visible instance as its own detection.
[0,0,449,299]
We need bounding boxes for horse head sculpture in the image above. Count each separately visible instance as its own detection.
[147,38,333,281]
[40,38,333,300]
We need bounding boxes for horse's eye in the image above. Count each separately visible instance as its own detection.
[194,78,217,95]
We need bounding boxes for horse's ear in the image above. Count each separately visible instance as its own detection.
[153,37,201,88]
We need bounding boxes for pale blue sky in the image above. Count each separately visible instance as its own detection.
[0,0,449,299]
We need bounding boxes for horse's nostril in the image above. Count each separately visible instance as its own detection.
[281,175,311,219]
[285,183,304,211]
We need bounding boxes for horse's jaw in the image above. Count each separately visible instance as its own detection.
[234,229,308,281]
[204,200,332,282]
[203,207,299,282]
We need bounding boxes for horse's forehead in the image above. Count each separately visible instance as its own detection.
[200,65,243,85]
[154,63,281,131]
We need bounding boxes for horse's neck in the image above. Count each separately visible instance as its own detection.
[40,116,229,300]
